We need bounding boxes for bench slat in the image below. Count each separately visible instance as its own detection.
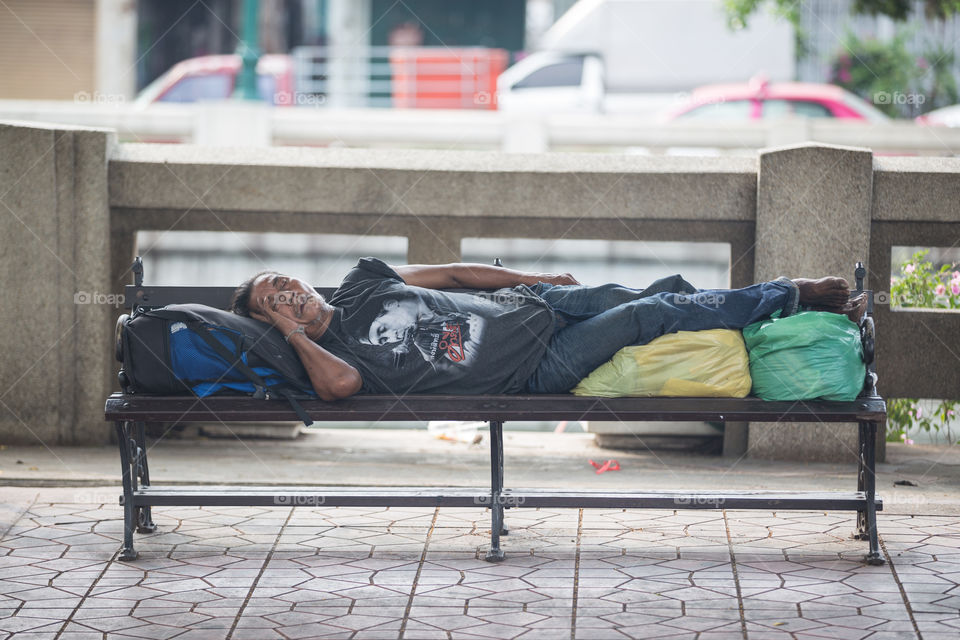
[124,486,881,511]
[105,392,886,423]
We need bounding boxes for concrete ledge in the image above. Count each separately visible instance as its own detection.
[108,144,757,221]
[872,156,960,222]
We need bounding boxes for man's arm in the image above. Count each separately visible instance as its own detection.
[286,332,363,401]
[390,263,579,289]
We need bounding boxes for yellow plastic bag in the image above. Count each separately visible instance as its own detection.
[572,329,752,398]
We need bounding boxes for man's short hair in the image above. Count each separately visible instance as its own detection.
[229,270,280,317]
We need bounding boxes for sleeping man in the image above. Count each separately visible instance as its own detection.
[229,257,867,401]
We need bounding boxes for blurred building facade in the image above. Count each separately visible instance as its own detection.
[3,0,958,103]
[1,0,95,99]
[0,0,136,100]
[0,0,525,100]
[134,0,524,93]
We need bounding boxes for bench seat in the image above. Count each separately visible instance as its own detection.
[106,393,886,423]
[106,391,886,565]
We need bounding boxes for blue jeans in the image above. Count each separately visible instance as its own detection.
[523,274,799,393]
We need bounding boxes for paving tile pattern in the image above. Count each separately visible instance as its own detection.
[0,501,957,639]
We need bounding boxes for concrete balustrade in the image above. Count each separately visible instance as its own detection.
[2,120,958,462]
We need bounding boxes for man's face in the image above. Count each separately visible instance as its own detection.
[367,299,418,345]
[250,273,324,324]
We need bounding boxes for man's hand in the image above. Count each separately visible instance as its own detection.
[530,272,580,286]
[252,295,361,400]
[251,299,301,337]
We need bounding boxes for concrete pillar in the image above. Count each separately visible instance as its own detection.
[95,0,138,100]
[406,221,461,264]
[0,121,116,445]
[326,0,372,108]
[749,142,880,462]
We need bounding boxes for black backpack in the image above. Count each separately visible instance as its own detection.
[117,303,315,425]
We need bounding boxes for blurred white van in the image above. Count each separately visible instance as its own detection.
[497,0,795,116]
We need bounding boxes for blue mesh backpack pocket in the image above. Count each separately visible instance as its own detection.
[167,321,277,395]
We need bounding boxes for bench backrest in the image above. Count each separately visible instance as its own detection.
[122,285,338,312]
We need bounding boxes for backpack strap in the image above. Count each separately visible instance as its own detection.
[189,321,314,427]
[150,309,314,426]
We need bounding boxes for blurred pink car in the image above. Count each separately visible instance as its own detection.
[133,54,295,108]
[664,79,890,122]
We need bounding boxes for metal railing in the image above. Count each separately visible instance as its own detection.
[292,45,507,109]
[3,100,960,155]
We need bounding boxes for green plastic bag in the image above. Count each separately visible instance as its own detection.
[742,311,865,401]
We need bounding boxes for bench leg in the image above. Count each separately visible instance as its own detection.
[115,421,138,561]
[860,420,884,565]
[133,422,156,533]
[485,420,506,562]
[855,421,869,540]
[496,421,509,537]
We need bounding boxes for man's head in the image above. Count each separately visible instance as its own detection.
[230,271,326,325]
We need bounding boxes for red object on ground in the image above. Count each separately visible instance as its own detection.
[589,459,620,474]
[390,48,508,110]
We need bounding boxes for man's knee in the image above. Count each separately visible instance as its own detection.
[665,274,698,294]
[643,274,697,296]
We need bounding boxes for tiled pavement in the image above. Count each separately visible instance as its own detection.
[1,495,959,639]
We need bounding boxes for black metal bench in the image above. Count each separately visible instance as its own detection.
[105,260,886,565]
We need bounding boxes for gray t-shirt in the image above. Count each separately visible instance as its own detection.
[316,258,557,394]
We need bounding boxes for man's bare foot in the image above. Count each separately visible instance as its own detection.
[840,293,869,325]
[793,276,850,307]
[807,292,868,325]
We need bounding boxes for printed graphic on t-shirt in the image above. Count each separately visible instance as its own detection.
[322,258,557,394]
[355,295,485,370]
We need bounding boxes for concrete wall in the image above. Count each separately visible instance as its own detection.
[1,120,958,461]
